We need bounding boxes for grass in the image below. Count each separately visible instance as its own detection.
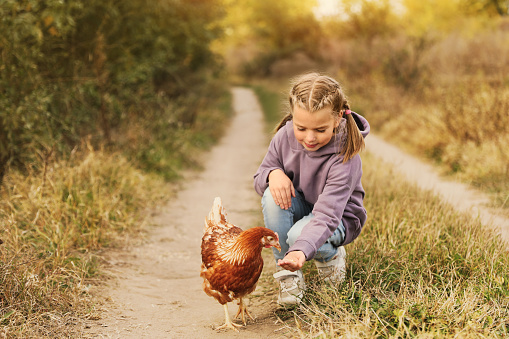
[0,148,158,338]
[334,25,509,214]
[252,85,509,338]
[250,83,287,133]
[244,20,509,213]
[0,86,232,338]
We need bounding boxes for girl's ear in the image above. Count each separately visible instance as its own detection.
[334,116,341,129]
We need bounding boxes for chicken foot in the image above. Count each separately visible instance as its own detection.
[234,297,255,325]
[216,304,242,332]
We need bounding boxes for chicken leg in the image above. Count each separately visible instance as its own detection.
[216,304,242,332]
[234,297,255,325]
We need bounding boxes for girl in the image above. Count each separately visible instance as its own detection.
[253,73,370,306]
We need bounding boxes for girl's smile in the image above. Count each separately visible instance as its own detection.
[292,105,340,152]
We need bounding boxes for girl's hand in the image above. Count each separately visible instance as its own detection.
[277,251,305,272]
[268,169,296,210]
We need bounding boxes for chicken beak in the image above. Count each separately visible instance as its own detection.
[274,242,282,253]
[273,232,281,252]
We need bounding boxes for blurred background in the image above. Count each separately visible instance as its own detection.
[1,1,508,336]
[1,0,508,202]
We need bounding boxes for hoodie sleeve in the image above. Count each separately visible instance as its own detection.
[253,129,285,196]
[288,156,364,260]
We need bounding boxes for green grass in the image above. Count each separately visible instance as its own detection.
[252,86,509,338]
[250,83,287,134]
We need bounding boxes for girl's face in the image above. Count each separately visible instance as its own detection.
[292,105,340,152]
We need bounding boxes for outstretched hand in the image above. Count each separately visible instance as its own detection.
[268,169,296,210]
[277,251,305,272]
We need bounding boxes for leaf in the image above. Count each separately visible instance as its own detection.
[48,27,59,37]
[43,16,54,27]
[1,310,14,321]
[393,309,405,318]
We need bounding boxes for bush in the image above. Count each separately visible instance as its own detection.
[0,0,224,183]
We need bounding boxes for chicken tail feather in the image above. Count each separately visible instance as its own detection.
[205,197,228,229]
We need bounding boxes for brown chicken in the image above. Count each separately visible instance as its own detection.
[200,197,281,331]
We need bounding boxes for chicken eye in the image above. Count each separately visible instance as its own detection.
[267,236,273,241]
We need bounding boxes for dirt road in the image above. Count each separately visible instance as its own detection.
[365,135,509,245]
[84,87,509,338]
[84,88,283,338]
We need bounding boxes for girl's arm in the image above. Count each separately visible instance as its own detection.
[289,157,363,260]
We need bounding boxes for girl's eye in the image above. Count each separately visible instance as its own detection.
[317,129,326,133]
[297,127,305,131]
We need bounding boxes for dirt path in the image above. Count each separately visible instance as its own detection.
[84,87,509,338]
[84,88,283,338]
[365,136,509,245]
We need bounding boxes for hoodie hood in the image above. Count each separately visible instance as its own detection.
[285,111,370,158]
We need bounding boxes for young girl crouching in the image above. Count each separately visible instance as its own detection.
[253,72,370,305]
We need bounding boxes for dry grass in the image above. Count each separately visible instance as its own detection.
[252,83,509,338]
[0,86,232,337]
[263,154,509,338]
[334,22,509,212]
[0,145,164,337]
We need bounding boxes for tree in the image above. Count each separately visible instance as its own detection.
[0,0,224,180]
[462,0,509,16]
[218,0,323,75]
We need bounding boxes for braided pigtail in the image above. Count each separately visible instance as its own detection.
[340,100,365,163]
[275,112,292,132]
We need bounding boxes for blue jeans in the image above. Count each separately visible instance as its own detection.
[261,188,345,263]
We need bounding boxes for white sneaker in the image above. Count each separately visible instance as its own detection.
[314,246,346,284]
[273,269,306,306]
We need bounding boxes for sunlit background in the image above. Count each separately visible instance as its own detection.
[1,0,509,337]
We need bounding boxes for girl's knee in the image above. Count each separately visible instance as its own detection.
[286,214,313,246]
[262,187,275,205]
[262,188,282,214]
[286,227,299,246]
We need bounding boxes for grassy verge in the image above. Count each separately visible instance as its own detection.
[0,87,232,338]
[252,85,509,338]
[332,25,509,213]
[250,84,287,134]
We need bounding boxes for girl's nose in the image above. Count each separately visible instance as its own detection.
[306,132,316,142]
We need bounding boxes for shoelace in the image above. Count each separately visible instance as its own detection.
[318,266,336,277]
[279,276,300,293]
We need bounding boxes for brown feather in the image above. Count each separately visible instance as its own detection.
[200,197,279,307]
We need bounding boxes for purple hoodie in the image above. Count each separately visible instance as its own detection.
[253,112,370,260]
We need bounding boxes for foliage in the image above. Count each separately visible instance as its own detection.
[116,84,233,180]
[219,0,323,76]
[333,0,401,40]
[0,84,232,337]
[0,0,231,335]
[462,0,509,16]
[313,3,509,209]
[0,0,224,183]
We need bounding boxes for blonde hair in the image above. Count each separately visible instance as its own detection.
[276,72,365,163]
